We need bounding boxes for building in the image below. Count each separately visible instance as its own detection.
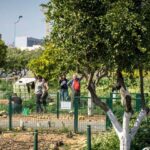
[0,34,2,40]
[15,36,43,50]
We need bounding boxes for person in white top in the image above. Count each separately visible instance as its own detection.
[34,75,44,113]
[41,78,49,112]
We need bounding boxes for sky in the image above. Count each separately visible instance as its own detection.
[0,0,48,45]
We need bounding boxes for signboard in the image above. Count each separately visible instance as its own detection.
[61,101,71,110]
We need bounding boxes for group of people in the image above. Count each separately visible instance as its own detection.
[11,73,82,114]
[59,74,83,103]
[11,75,49,114]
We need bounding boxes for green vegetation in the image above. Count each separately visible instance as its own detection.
[0,40,7,68]
[89,115,150,150]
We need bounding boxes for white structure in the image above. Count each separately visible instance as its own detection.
[15,36,43,50]
[13,77,36,100]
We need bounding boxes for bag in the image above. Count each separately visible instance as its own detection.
[73,79,80,91]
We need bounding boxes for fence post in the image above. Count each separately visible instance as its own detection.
[87,125,91,150]
[136,93,141,112]
[34,129,38,150]
[8,96,12,130]
[106,97,112,129]
[74,96,78,133]
[57,91,60,119]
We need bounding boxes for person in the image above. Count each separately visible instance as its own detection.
[34,75,44,113]
[41,78,49,112]
[11,93,22,114]
[59,75,68,101]
[68,74,83,106]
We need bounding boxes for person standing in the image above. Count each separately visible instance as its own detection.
[59,75,68,101]
[41,78,49,112]
[34,75,44,113]
[68,74,83,106]
[11,93,22,114]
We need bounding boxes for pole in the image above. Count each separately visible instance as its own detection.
[87,125,91,150]
[13,23,16,47]
[106,98,112,129]
[57,91,59,118]
[13,16,23,47]
[74,96,78,133]
[136,94,141,112]
[8,96,12,130]
[34,129,38,150]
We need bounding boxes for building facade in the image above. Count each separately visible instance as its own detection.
[15,36,43,50]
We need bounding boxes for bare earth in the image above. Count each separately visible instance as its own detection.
[0,131,86,150]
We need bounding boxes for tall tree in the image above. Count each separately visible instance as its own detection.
[42,1,150,149]
[0,40,7,68]
[4,48,42,77]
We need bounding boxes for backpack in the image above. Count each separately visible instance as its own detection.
[73,79,80,91]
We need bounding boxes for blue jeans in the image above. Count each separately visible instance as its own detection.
[60,89,68,101]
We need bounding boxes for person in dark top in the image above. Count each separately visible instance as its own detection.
[59,75,68,101]
[11,93,22,114]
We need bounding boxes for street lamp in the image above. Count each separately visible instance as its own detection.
[13,15,23,47]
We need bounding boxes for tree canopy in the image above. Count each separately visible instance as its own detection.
[42,0,150,76]
[3,48,42,77]
[41,1,150,149]
[0,40,7,68]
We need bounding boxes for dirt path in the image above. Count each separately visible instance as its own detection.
[0,131,86,150]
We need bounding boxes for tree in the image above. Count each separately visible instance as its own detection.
[0,40,7,68]
[4,48,42,77]
[42,1,150,149]
[28,42,70,80]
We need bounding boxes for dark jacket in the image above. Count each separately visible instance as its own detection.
[59,78,68,89]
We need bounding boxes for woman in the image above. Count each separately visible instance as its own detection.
[41,78,49,112]
[34,75,44,113]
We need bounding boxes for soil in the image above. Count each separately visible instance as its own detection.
[0,131,86,150]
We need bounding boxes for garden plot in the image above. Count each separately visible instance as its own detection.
[0,131,86,150]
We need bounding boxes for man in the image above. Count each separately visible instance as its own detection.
[59,75,68,101]
[68,74,83,106]
[11,93,22,114]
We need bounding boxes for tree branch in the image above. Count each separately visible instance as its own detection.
[87,83,109,112]
[130,109,147,139]
[95,67,108,85]
[113,70,133,113]
[107,109,122,137]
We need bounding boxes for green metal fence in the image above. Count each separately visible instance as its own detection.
[0,91,148,133]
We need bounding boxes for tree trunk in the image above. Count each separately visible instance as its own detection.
[120,136,131,150]
[88,92,94,116]
[87,72,147,150]
[119,112,131,150]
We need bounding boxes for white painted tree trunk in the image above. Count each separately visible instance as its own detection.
[119,112,131,150]
[107,109,147,150]
[120,136,131,150]
[88,92,94,116]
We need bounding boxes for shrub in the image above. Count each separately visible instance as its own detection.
[91,130,119,150]
[23,99,35,112]
[90,114,150,150]
[131,118,150,150]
